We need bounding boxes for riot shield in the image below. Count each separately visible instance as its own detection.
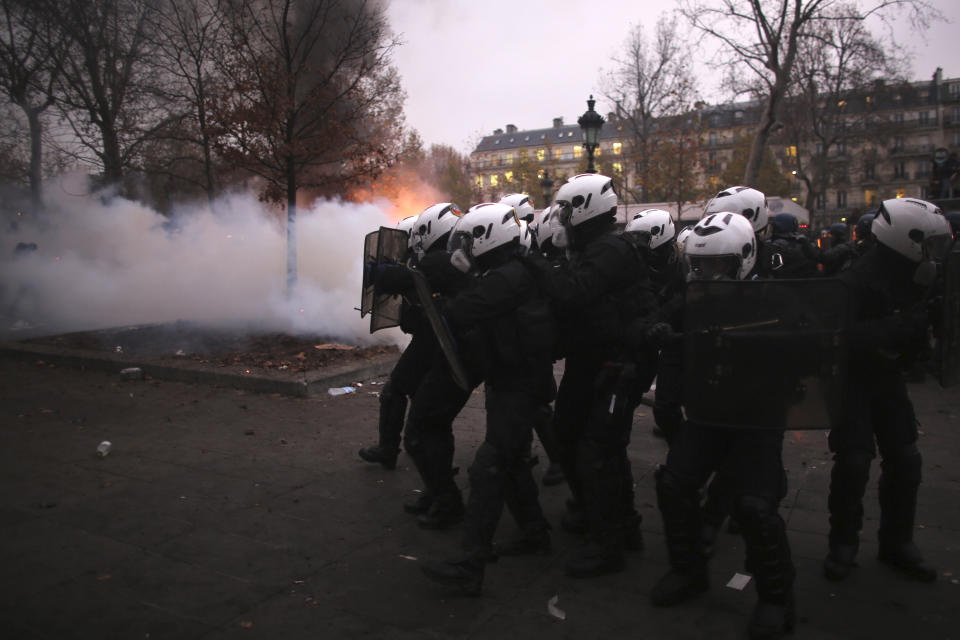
[683,278,849,430]
[360,227,409,333]
[408,268,471,391]
[939,242,960,388]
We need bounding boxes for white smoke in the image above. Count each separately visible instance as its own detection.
[1,173,404,345]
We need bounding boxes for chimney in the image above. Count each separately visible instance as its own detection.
[493,128,503,135]
[934,67,943,86]
[506,124,518,133]
[553,117,563,128]
[607,112,616,122]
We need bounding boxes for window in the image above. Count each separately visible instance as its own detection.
[709,132,718,146]
[786,145,797,157]
[815,192,826,210]
[475,175,483,188]
[950,83,960,98]
[893,136,904,151]
[490,174,499,187]
[917,162,931,177]
[837,142,847,156]
[519,149,527,160]
[919,111,931,126]
[953,131,960,147]
[612,162,623,174]
[505,153,513,164]
[595,146,602,157]
[952,106,960,122]
[574,146,582,159]
[893,112,904,125]
[864,189,876,206]
[893,161,906,179]
[864,161,875,181]
[920,185,930,199]
[553,148,562,160]
[537,149,546,162]
[613,142,622,155]
[815,143,823,156]
[504,170,514,183]
[836,191,847,209]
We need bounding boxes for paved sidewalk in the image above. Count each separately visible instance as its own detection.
[0,355,958,639]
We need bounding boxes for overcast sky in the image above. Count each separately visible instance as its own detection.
[386,0,960,154]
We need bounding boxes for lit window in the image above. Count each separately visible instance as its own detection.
[866,96,872,104]
[613,162,622,174]
[476,175,483,188]
[505,171,514,182]
[595,147,602,157]
[786,146,797,157]
[490,175,499,187]
[613,142,622,155]
[537,149,545,161]
[505,153,513,164]
[864,189,876,205]
[568,132,573,137]
[574,146,582,159]
[553,148,562,160]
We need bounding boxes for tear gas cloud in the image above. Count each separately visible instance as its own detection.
[1,174,411,344]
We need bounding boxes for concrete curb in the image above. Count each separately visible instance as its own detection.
[0,341,398,397]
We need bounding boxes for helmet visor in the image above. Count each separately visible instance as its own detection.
[923,233,953,262]
[686,255,741,281]
[447,231,475,273]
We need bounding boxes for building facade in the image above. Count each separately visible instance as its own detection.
[469,69,960,230]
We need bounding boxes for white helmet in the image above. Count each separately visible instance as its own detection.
[703,186,768,234]
[625,209,676,249]
[534,204,557,245]
[554,173,618,228]
[500,193,536,223]
[448,203,521,273]
[676,226,694,246]
[872,198,952,263]
[396,215,418,236]
[518,220,533,253]
[409,202,462,259]
[684,211,757,281]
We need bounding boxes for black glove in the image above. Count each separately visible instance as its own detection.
[646,322,680,348]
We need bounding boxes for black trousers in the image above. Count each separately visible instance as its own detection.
[376,330,437,451]
[462,385,548,558]
[827,362,921,548]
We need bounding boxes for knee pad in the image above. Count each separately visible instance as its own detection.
[469,442,503,483]
[882,442,922,483]
[655,466,698,509]
[734,495,777,529]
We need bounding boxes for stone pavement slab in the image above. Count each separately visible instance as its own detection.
[1,356,958,639]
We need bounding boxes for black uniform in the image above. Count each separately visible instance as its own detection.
[420,256,556,594]
[824,242,938,582]
[527,215,657,576]
[374,250,476,526]
[766,232,820,279]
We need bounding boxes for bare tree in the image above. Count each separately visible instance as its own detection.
[47,0,171,188]
[601,15,693,203]
[208,0,405,290]
[148,0,230,203]
[781,14,901,213]
[0,0,65,206]
[681,0,938,188]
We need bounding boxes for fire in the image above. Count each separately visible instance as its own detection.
[346,169,446,222]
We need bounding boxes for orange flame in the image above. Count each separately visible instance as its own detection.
[347,169,446,222]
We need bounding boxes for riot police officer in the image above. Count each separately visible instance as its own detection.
[522,174,657,578]
[651,211,796,640]
[823,198,952,583]
[420,203,556,594]
[766,213,820,278]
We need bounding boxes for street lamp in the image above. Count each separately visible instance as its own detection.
[578,95,605,174]
[540,170,554,207]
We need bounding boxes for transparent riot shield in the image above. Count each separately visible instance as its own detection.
[360,227,409,333]
[683,278,849,430]
[939,242,960,388]
[408,268,471,391]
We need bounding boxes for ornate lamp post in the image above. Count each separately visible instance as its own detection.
[578,95,605,174]
[540,169,554,208]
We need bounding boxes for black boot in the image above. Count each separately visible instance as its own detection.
[561,498,588,534]
[421,554,484,596]
[403,491,433,515]
[748,591,796,640]
[358,445,398,470]
[651,468,709,606]
[417,489,464,530]
[823,543,858,581]
[878,541,937,582]
[494,523,552,557]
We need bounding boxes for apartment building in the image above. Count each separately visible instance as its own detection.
[469,69,960,229]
